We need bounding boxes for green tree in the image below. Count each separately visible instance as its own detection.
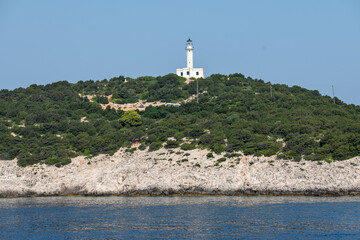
[120,110,142,126]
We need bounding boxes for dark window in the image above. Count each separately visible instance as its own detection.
[187,71,189,75]
[181,72,183,76]
[196,72,199,75]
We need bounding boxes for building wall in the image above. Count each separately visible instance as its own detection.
[176,68,204,79]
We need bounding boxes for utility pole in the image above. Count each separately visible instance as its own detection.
[332,85,335,104]
[98,86,100,104]
[270,84,273,98]
[197,77,199,103]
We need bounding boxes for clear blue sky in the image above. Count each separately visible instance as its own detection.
[1,0,359,104]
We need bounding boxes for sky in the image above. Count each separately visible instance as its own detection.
[0,0,359,105]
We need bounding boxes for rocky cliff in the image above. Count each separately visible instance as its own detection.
[1,148,360,197]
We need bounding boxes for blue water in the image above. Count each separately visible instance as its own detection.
[0,196,359,239]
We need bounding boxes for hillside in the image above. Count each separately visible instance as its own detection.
[1,73,360,167]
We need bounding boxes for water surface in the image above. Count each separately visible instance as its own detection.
[0,196,359,239]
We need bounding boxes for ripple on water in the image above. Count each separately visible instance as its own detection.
[0,196,360,239]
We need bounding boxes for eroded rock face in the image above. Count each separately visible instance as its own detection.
[0,148,360,197]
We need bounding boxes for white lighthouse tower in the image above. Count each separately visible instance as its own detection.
[186,38,194,68]
[176,38,204,79]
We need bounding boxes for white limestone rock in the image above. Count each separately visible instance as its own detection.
[0,148,359,197]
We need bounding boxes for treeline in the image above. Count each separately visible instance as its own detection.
[1,73,360,167]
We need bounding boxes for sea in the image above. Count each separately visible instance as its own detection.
[0,196,359,239]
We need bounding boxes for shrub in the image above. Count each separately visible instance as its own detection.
[149,142,162,151]
[180,143,196,151]
[125,147,136,153]
[207,153,214,158]
[98,96,109,104]
[138,144,147,151]
[165,140,180,149]
[213,143,226,154]
[224,153,241,158]
[214,157,226,166]
[83,149,91,156]
[61,158,71,165]
[45,156,58,165]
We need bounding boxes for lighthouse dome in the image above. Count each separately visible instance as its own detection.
[186,38,193,49]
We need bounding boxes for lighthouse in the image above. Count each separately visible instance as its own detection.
[186,38,193,68]
[176,38,204,79]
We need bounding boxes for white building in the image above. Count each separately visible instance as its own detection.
[176,38,204,79]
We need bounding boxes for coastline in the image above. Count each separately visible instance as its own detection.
[2,191,360,198]
[1,148,359,198]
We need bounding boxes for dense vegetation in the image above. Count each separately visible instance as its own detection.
[1,73,360,167]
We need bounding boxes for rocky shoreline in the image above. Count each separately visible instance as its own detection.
[1,148,359,197]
